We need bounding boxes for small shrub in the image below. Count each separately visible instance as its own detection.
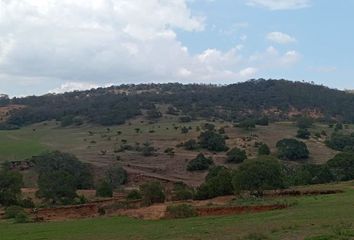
[96,181,113,198]
[187,153,214,171]
[140,182,165,205]
[126,190,142,201]
[226,147,247,164]
[296,128,311,139]
[166,204,197,219]
[258,143,271,156]
[14,212,30,224]
[5,206,25,219]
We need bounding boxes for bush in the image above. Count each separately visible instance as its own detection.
[166,204,197,219]
[232,157,285,196]
[5,205,25,219]
[14,211,30,224]
[276,139,309,160]
[287,164,334,186]
[21,198,35,208]
[0,170,23,206]
[187,153,214,171]
[326,132,354,151]
[172,182,194,201]
[96,181,113,198]
[195,166,233,200]
[105,164,127,189]
[327,152,354,181]
[258,143,271,156]
[126,190,142,201]
[182,139,199,150]
[296,128,311,139]
[255,116,269,126]
[198,131,228,152]
[179,116,192,123]
[140,182,165,205]
[236,119,256,130]
[226,147,247,164]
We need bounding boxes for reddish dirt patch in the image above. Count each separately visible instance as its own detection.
[196,204,287,217]
[32,204,99,221]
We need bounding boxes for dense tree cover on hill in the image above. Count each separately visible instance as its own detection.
[3,79,354,128]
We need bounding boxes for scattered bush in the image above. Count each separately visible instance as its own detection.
[187,153,214,171]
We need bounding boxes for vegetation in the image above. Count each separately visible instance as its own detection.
[296,128,311,139]
[326,132,354,151]
[296,116,313,129]
[34,151,93,204]
[226,147,247,163]
[166,204,197,219]
[258,143,271,156]
[195,166,233,200]
[198,130,228,152]
[0,169,23,206]
[276,139,309,160]
[140,182,165,205]
[172,182,194,201]
[232,157,285,196]
[105,164,127,189]
[96,181,113,198]
[186,153,214,171]
[126,190,142,201]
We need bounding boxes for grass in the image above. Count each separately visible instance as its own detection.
[1,182,354,240]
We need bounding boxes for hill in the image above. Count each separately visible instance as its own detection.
[2,79,354,129]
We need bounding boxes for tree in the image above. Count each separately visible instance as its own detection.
[326,132,354,151]
[258,143,271,155]
[195,166,233,200]
[105,164,127,189]
[96,181,113,198]
[296,128,311,139]
[0,170,23,206]
[236,119,256,130]
[37,170,78,204]
[198,131,228,152]
[187,153,214,171]
[140,181,165,205]
[232,157,285,196]
[276,139,309,160]
[256,116,269,126]
[327,152,354,181]
[34,151,94,204]
[226,147,247,164]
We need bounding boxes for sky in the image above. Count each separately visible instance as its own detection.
[0,0,353,96]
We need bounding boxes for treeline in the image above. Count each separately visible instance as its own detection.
[3,79,354,128]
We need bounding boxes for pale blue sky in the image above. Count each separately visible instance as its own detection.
[0,0,353,96]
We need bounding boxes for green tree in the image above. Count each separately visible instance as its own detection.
[105,164,127,189]
[296,128,311,139]
[182,139,199,150]
[0,170,23,206]
[140,181,165,205]
[96,181,113,198]
[258,143,271,156]
[187,153,214,171]
[232,157,285,196]
[296,116,313,129]
[276,139,309,160]
[327,152,354,181]
[226,147,247,163]
[198,131,228,152]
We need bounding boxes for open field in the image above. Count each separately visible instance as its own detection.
[1,182,354,240]
[0,118,348,187]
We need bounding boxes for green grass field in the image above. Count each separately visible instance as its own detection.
[1,182,354,240]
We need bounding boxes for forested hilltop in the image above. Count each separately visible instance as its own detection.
[1,79,354,129]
